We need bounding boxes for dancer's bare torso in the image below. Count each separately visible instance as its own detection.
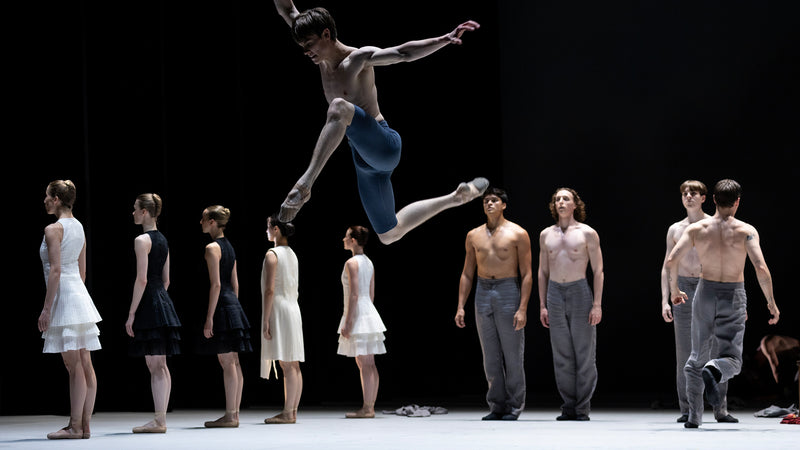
[318,45,385,122]
[689,215,753,283]
[542,223,593,284]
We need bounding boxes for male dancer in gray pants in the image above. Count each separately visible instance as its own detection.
[455,187,532,420]
[538,188,604,421]
[660,180,737,423]
[667,179,780,428]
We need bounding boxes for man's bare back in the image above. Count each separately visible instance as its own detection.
[685,215,755,283]
[540,223,597,283]
[468,222,528,279]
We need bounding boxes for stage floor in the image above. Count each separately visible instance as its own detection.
[1,407,795,449]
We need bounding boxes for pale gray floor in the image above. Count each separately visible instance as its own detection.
[1,407,796,449]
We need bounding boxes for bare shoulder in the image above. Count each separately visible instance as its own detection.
[578,222,599,237]
[539,224,555,238]
[44,221,63,236]
[506,220,531,239]
[467,224,485,239]
[134,233,151,245]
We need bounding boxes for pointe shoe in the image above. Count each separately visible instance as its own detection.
[455,177,490,204]
[47,427,83,439]
[279,183,311,222]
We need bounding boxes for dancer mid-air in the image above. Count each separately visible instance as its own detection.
[273,1,488,244]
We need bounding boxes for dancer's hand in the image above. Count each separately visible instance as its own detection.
[263,321,272,340]
[539,307,549,328]
[513,309,527,331]
[767,303,780,325]
[38,309,50,333]
[204,318,214,339]
[454,308,466,328]
[125,314,135,337]
[445,20,480,45]
[671,290,688,305]
[589,305,602,326]
[661,303,673,322]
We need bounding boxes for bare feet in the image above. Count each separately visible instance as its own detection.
[345,407,375,419]
[204,414,239,428]
[132,420,167,434]
[47,426,83,440]
[264,411,296,424]
[279,183,311,222]
[454,177,489,204]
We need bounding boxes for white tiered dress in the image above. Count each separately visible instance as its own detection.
[40,218,102,353]
[337,254,386,357]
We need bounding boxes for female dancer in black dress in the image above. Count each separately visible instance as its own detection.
[125,193,181,433]
[199,205,252,427]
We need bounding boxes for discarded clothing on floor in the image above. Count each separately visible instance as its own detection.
[753,404,798,418]
[382,404,448,417]
[780,413,800,424]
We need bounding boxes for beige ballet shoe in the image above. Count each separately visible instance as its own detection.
[47,426,83,440]
[264,410,296,424]
[205,410,239,428]
[455,177,489,204]
[279,183,311,222]
[133,412,167,433]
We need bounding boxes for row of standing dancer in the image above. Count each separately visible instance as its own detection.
[38,180,386,439]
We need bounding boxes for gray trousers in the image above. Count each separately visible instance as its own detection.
[475,277,526,417]
[685,280,746,425]
[673,276,729,418]
[546,279,597,416]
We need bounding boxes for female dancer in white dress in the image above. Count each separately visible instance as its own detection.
[261,213,304,424]
[338,225,386,418]
[38,180,102,439]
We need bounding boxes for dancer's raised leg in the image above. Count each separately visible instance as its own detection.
[279,99,355,222]
[378,177,489,244]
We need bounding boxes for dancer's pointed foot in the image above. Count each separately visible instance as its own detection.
[132,420,167,433]
[345,408,375,419]
[455,177,489,204]
[264,412,296,424]
[279,183,311,222]
[47,426,83,440]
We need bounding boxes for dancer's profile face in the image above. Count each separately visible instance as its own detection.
[342,229,354,250]
[43,189,58,214]
[132,201,146,225]
[266,219,277,242]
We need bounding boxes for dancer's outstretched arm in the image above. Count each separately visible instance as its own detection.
[274,0,300,27]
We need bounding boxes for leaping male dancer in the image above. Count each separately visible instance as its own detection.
[274,0,488,244]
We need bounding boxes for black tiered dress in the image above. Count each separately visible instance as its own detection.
[201,237,252,354]
[130,230,182,356]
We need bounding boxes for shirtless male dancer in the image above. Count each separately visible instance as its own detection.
[538,187,604,421]
[667,179,780,428]
[456,187,532,420]
[273,1,488,244]
[660,180,737,423]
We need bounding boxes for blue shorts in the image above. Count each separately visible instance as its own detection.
[345,105,402,234]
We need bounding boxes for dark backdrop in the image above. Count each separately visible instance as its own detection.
[5,1,797,415]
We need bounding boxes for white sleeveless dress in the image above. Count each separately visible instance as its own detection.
[39,218,102,353]
[337,254,386,357]
[260,245,304,379]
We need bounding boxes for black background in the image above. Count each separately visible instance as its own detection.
[5,1,798,415]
